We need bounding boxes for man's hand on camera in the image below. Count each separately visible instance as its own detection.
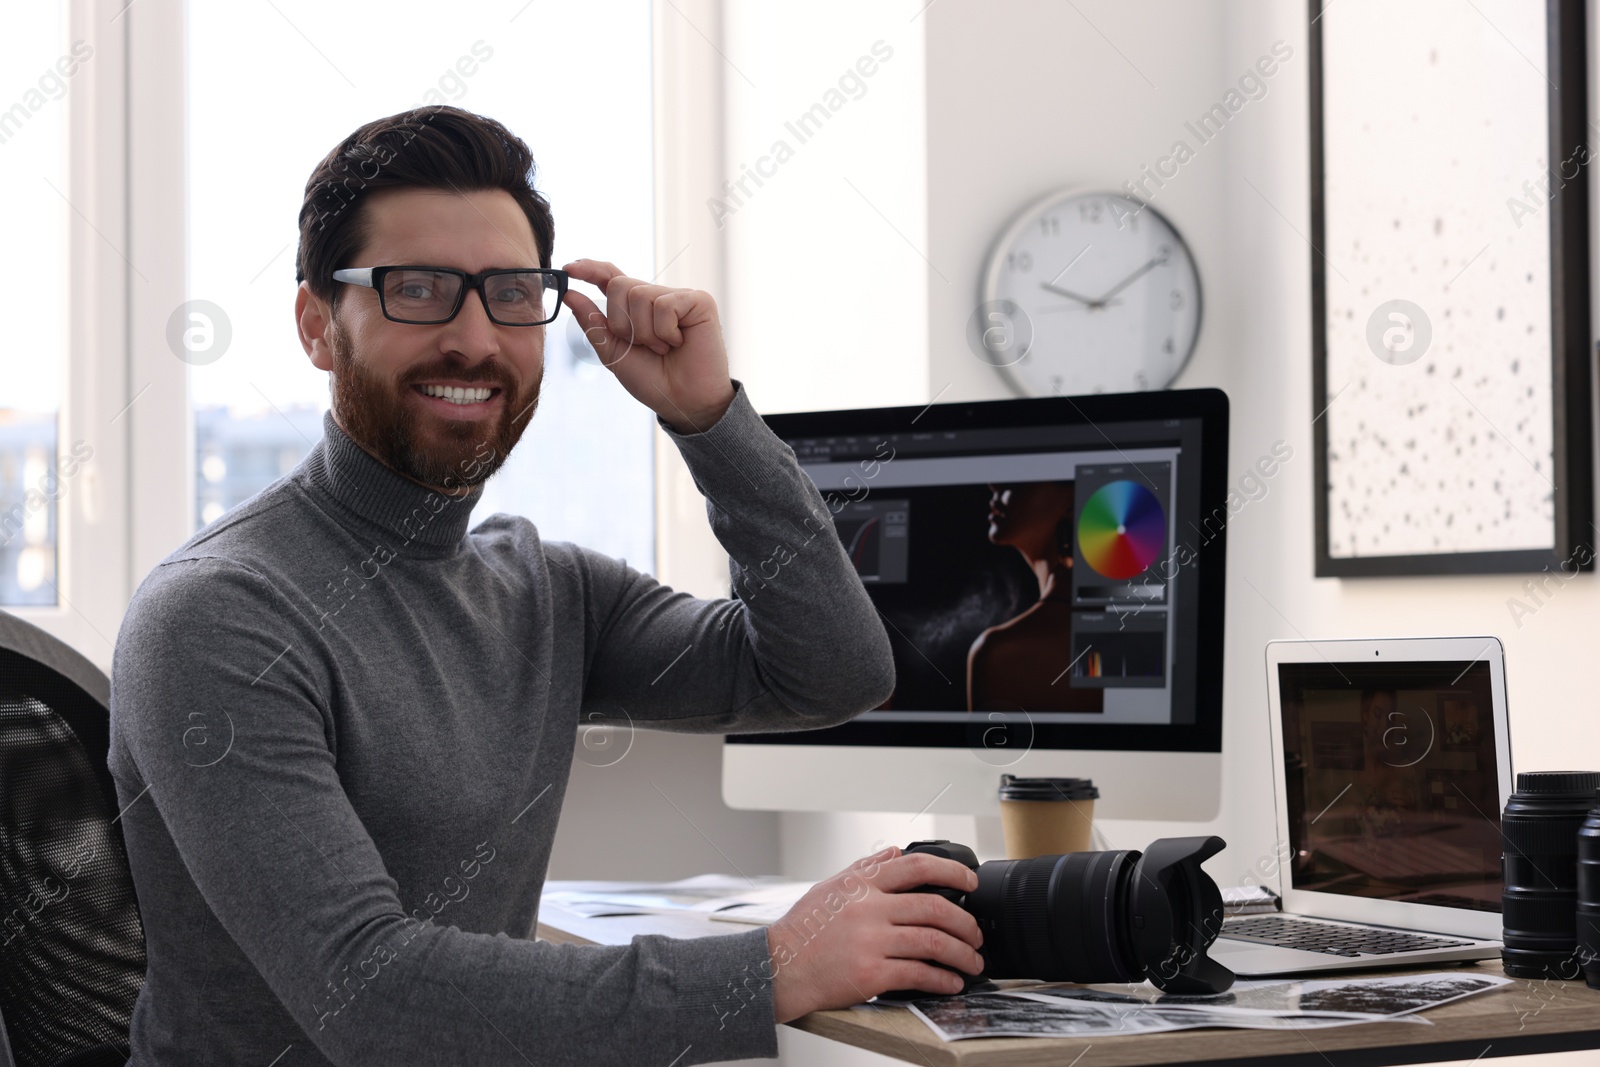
[765,845,986,1024]
[561,259,735,435]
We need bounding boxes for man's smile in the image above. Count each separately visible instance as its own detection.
[411,381,504,417]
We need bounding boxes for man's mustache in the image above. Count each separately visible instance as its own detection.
[402,368,515,389]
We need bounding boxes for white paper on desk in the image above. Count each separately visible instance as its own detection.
[1220,884,1280,914]
[540,875,812,918]
[693,880,813,913]
[706,908,784,927]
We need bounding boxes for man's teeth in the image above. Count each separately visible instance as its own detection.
[419,384,494,405]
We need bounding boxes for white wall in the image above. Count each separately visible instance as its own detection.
[718,1,929,407]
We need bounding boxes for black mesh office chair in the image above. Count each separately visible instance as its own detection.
[0,609,145,1067]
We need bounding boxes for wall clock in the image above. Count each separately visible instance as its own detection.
[978,189,1202,396]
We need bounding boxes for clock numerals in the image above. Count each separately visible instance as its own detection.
[1078,200,1104,224]
[1170,289,1184,310]
[1006,251,1033,273]
[1134,370,1149,390]
[1163,337,1175,355]
[1039,215,1060,238]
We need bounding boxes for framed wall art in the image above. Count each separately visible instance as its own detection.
[1310,0,1592,576]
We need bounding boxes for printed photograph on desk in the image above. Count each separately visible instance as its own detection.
[902,972,1509,1041]
[904,991,1400,1041]
[1012,972,1512,1017]
[905,992,1179,1041]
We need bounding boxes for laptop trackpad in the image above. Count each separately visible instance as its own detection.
[1210,939,1343,976]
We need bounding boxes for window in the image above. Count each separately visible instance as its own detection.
[0,5,72,606]
[186,1,656,571]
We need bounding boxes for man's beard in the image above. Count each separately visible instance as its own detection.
[326,316,541,491]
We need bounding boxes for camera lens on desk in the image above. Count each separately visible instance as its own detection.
[1501,770,1600,979]
[1578,789,1600,989]
[890,836,1235,997]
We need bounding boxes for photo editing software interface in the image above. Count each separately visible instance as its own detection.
[765,413,1214,729]
[1275,660,1503,912]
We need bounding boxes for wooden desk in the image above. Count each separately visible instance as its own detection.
[537,881,1600,1067]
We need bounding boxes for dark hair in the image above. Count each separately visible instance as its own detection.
[295,105,554,310]
[1053,482,1077,561]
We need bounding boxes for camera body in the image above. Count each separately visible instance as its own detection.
[887,836,1234,997]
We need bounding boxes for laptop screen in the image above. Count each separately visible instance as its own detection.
[1275,660,1502,913]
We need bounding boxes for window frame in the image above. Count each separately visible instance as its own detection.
[26,0,715,670]
[11,0,180,673]
[650,0,733,598]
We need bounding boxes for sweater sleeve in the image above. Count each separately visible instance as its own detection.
[110,556,782,1067]
[574,378,896,732]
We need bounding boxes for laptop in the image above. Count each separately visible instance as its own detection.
[1208,636,1511,977]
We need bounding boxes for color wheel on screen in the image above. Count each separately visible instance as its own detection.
[1077,480,1166,579]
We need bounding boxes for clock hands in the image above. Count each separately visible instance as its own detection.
[1037,249,1170,311]
[1093,251,1169,305]
[1037,281,1102,307]
[1036,295,1122,312]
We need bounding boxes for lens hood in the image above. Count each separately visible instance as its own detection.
[1128,835,1233,994]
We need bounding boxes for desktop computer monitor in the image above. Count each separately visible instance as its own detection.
[723,387,1231,822]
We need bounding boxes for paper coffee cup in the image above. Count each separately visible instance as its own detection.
[998,775,1099,859]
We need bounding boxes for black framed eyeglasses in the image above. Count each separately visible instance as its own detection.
[331,265,569,326]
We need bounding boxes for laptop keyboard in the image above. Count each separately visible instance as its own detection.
[1222,915,1474,957]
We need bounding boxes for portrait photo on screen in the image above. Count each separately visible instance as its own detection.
[853,480,1106,715]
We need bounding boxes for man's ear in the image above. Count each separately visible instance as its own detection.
[296,282,336,371]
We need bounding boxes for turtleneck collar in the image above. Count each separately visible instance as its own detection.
[298,410,484,556]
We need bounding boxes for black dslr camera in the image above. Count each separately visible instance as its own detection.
[885,836,1234,997]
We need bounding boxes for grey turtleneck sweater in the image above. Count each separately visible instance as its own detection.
[107,379,895,1066]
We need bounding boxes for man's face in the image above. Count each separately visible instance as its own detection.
[296,186,546,493]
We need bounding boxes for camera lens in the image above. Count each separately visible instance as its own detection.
[1576,790,1600,988]
[890,837,1233,998]
[967,849,1144,983]
[1501,770,1600,979]
[960,851,1139,985]
[960,836,1232,993]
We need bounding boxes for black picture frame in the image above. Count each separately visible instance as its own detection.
[1309,0,1593,576]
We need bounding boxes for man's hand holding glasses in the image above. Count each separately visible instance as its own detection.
[561,258,736,435]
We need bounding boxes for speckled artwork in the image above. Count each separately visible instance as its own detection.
[1321,0,1556,558]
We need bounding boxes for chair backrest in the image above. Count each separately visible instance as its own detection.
[0,609,145,1067]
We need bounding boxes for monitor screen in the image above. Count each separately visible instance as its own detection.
[728,388,1230,755]
[1274,660,1503,912]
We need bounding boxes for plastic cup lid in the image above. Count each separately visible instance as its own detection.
[997,774,1099,801]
